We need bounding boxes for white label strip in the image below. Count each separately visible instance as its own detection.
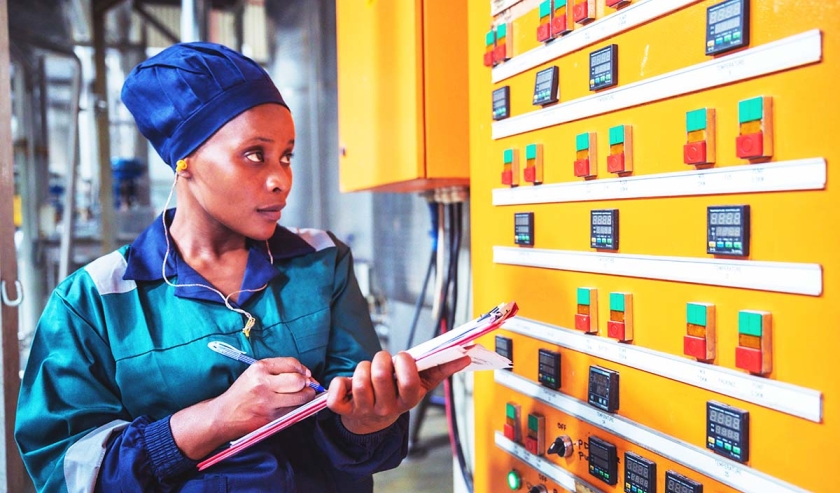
[492,0,700,83]
[491,0,526,16]
[493,247,823,296]
[495,432,606,493]
[492,158,826,206]
[502,317,823,422]
[496,371,812,493]
[492,30,822,139]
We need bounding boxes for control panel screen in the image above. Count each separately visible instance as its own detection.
[493,86,510,120]
[514,212,534,246]
[591,209,619,250]
[588,366,619,413]
[537,348,560,389]
[588,436,618,485]
[625,452,656,493]
[707,205,750,256]
[705,0,749,55]
[495,336,513,370]
[707,401,749,463]
[533,66,559,106]
[665,470,703,493]
[590,44,617,91]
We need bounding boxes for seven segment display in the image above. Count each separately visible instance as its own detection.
[590,44,618,91]
[707,401,749,463]
[625,452,657,493]
[665,470,703,493]
[493,86,510,120]
[514,212,534,246]
[588,366,619,413]
[705,0,749,55]
[591,209,619,250]
[533,66,559,106]
[588,436,618,485]
[538,348,561,390]
[707,205,750,256]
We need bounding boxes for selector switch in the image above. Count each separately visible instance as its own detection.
[529,486,548,493]
[547,435,574,458]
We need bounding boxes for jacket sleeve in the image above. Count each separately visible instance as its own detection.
[311,235,409,478]
[14,277,194,493]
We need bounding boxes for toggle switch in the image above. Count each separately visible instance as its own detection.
[574,132,597,178]
[529,486,548,493]
[684,302,716,362]
[537,0,552,42]
[547,435,574,458]
[736,96,773,159]
[684,108,716,165]
[607,125,633,175]
[552,0,571,37]
[607,292,633,342]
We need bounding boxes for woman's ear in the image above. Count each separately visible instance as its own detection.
[175,159,192,178]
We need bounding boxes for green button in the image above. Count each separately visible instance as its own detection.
[686,108,708,132]
[739,96,764,123]
[506,403,516,419]
[528,414,539,431]
[540,0,552,17]
[687,303,706,326]
[724,443,732,451]
[497,23,507,39]
[526,144,538,160]
[507,470,522,490]
[504,149,514,164]
[610,292,625,312]
[486,30,495,47]
[733,446,741,454]
[577,287,591,305]
[739,311,763,336]
[576,132,590,151]
[609,125,625,146]
[555,0,567,7]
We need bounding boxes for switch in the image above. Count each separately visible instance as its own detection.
[484,29,496,67]
[684,108,716,165]
[502,148,520,187]
[607,292,633,342]
[575,287,598,334]
[552,0,571,37]
[607,125,633,175]
[736,96,773,159]
[537,0,552,42]
[523,144,544,185]
[494,22,513,64]
[504,402,522,442]
[547,435,574,457]
[507,469,522,490]
[529,486,548,493]
[735,310,771,375]
[574,132,597,178]
[573,0,595,24]
[525,413,545,456]
[684,302,716,362]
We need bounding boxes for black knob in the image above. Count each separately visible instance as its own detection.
[529,485,547,493]
[547,435,574,458]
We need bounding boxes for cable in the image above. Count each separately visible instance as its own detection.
[405,201,438,350]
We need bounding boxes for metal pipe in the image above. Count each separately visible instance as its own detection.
[58,53,82,280]
[181,0,209,42]
[93,6,116,253]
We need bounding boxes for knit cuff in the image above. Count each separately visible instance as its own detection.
[142,416,198,480]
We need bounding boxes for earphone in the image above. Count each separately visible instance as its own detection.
[175,159,187,172]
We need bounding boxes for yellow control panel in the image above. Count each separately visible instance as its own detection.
[468,0,839,492]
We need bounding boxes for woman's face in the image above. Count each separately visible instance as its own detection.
[184,103,295,241]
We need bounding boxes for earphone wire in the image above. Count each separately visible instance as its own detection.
[159,173,274,337]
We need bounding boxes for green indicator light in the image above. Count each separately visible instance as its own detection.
[555,0,567,8]
[610,292,625,312]
[506,403,516,419]
[686,108,707,132]
[507,470,522,490]
[486,30,495,47]
[687,303,707,326]
[497,23,507,39]
[503,149,513,164]
[739,97,764,123]
[528,414,539,431]
[526,144,537,160]
[577,287,590,305]
[540,0,551,18]
[576,132,590,151]
[609,125,625,146]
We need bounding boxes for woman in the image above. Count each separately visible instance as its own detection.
[15,42,469,492]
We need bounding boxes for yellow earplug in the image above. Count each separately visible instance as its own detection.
[175,159,188,172]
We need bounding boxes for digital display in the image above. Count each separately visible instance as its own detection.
[495,336,513,370]
[707,401,749,463]
[493,86,510,120]
[625,452,656,493]
[514,212,534,246]
[665,470,702,493]
[591,209,619,250]
[707,205,749,256]
[588,366,619,413]
[590,44,617,91]
[588,436,618,485]
[705,0,749,55]
[533,66,559,106]
[537,348,560,390]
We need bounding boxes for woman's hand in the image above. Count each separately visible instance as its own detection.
[326,351,471,435]
[171,357,317,459]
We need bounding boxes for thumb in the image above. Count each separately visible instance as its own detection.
[419,355,471,389]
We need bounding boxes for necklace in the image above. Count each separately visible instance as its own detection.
[159,175,272,338]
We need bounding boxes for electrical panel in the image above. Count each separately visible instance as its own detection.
[470,2,837,493]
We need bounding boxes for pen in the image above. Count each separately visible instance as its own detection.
[208,341,326,393]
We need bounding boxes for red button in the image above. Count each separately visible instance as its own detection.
[551,15,569,36]
[606,0,626,6]
[483,51,494,67]
[736,132,764,159]
[573,2,589,23]
[537,23,551,42]
[504,423,516,441]
[735,346,764,374]
[494,45,507,64]
[683,335,708,360]
[607,153,625,173]
[683,141,707,164]
[607,320,625,340]
[574,158,590,177]
[523,166,536,183]
[525,436,539,455]
[575,313,590,332]
[501,170,513,186]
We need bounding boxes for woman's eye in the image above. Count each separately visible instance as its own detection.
[280,152,294,165]
[245,150,264,162]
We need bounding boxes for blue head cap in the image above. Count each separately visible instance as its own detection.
[121,42,288,170]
